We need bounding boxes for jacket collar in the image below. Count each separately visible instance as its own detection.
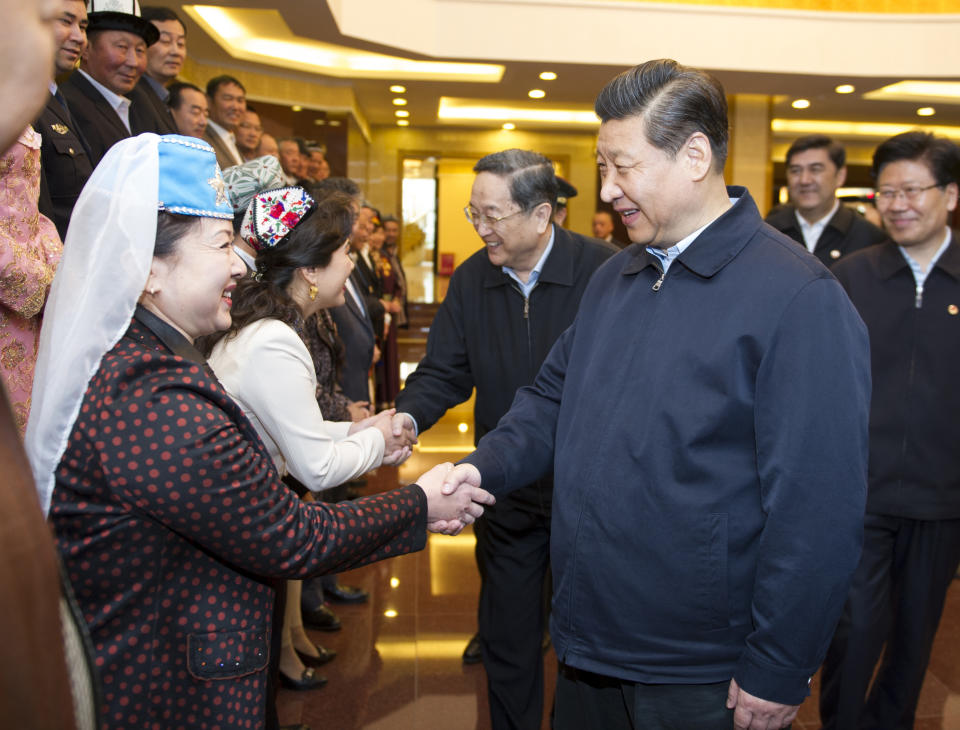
[876,230,960,281]
[132,305,207,365]
[622,186,761,279]
[482,224,577,289]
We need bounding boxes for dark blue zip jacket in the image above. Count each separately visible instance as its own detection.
[465,188,871,705]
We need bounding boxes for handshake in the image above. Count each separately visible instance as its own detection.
[415,462,492,535]
[349,409,420,465]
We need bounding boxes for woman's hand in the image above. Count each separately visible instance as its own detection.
[415,462,495,535]
[351,409,417,462]
[347,400,371,422]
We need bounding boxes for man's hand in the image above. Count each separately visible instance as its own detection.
[350,408,417,464]
[416,462,494,535]
[726,678,799,730]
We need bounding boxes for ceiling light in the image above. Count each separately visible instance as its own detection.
[835,84,855,94]
[772,118,960,140]
[291,105,302,112]
[502,123,515,131]
[389,84,406,93]
[539,71,557,81]
[328,120,341,127]
[183,6,505,82]
[791,99,811,109]
[395,110,409,118]
[397,119,410,126]
[438,97,600,127]
[384,609,398,618]
[917,106,936,116]
[863,80,960,103]
[528,89,546,99]
[313,119,326,125]
[392,98,407,106]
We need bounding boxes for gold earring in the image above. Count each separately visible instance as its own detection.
[308,284,318,301]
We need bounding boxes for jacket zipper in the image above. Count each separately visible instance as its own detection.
[652,266,666,292]
[915,282,924,309]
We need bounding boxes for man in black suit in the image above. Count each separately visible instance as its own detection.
[59,0,159,166]
[766,134,886,265]
[204,75,246,170]
[128,6,185,135]
[37,0,93,239]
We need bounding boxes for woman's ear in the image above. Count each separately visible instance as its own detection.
[143,258,166,296]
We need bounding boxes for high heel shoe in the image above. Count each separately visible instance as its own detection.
[279,666,327,691]
[295,644,337,667]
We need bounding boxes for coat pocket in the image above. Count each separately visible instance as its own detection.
[694,512,729,631]
[187,629,269,681]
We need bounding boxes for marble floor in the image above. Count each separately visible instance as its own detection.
[278,403,960,729]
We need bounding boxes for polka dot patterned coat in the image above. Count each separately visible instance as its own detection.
[51,312,427,729]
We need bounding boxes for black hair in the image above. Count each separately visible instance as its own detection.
[473,149,558,213]
[786,134,845,169]
[206,74,245,98]
[166,81,203,111]
[595,59,729,173]
[872,131,960,185]
[141,6,185,30]
[154,211,201,258]
[202,191,355,352]
[311,176,361,202]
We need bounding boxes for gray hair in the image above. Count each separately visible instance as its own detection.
[595,59,729,173]
[473,149,558,213]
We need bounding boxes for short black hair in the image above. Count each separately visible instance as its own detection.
[311,177,361,202]
[473,149,558,213]
[872,131,960,186]
[166,81,203,111]
[141,6,185,31]
[595,59,729,173]
[786,134,845,169]
[206,75,245,98]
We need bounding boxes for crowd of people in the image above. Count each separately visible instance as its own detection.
[2,2,959,730]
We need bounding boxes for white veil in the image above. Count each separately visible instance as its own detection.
[26,134,160,514]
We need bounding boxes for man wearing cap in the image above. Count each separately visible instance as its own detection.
[127,5,184,135]
[36,0,94,240]
[553,176,577,227]
[204,74,246,169]
[59,0,159,165]
[766,134,886,265]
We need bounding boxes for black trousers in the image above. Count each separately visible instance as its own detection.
[554,664,735,730]
[474,489,551,730]
[820,513,960,730]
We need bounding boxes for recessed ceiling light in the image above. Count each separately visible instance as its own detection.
[291,105,302,112]
[395,110,409,118]
[917,106,936,116]
[397,119,410,126]
[539,71,557,81]
[328,120,341,127]
[392,98,407,106]
[389,84,406,93]
[502,122,515,130]
[528,89,546,99]
[791,99,811,109]
[835,84,855,94]
[313,119,326,126]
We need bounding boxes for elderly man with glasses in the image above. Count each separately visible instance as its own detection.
[394,149,616,730]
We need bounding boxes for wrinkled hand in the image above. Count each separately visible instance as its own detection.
[350,408,416,464]
[726,679,799,730]
[416,462,494,535]
[347,400,371,422]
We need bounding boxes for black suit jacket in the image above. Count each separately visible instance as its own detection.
[59,70,130,166]
[129,78,177,135]
[35,91,93,240]
[765,203,887,266]
[330,273,376,402]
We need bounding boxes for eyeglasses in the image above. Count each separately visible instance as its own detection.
[463,206,526,229]
[874,183,943,204]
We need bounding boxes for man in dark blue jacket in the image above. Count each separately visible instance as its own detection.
[395,149,615,730]
[821,131,960,730]
[443,59,871,729]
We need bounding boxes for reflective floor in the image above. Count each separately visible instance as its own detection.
[279,402,960,729]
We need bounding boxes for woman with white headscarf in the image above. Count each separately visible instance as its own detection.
[25,133,493,729]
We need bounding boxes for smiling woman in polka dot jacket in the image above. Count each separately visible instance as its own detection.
[25,134,494,730]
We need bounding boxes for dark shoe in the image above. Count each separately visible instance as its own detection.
[542,631,552,654]
[279,725,310,730]
[302,603,341,632]
[462,633,482,664]
[279,666,327,691]
[296,644,337,667]
[325,583,369,604]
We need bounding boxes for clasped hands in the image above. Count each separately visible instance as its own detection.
[415,462,492,535]
[350,408,418,464]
